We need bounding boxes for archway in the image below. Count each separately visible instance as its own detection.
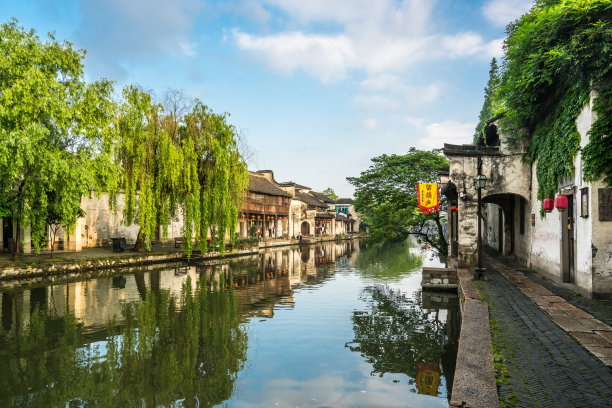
[301,221,310,236]
[482,193,530,261]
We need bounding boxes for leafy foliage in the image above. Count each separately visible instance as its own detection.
[0,275,247,407]
[0,19,117,254]
[353,240,423,282]
[116,87,249,257]
[347,148,448,254]
[346,285,451,378]
[474,58,502,143]
[322,187,338,201]
[499,0,612,197]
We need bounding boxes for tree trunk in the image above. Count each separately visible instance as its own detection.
[433,213,448,256]
[12,220,20,261]
[132,227,146,252]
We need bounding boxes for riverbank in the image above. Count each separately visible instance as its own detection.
[0,235,360,280]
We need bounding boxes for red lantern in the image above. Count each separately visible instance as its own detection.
[257,215,261,220]
[555,196,568,212]
[251,215,255,219]
[543,198,554,213]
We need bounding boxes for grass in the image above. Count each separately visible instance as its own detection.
[476,283,518,407]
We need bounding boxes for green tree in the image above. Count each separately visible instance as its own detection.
[322,187,338,201]
[347,148,449,254]
[0,19,117,258]
[499,0,612,196]
[116,86,249,257]
[473,58,502,143]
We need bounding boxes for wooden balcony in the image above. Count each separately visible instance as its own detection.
[241,202,289,215]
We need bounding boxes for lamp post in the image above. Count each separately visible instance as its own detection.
[474,166,488,280]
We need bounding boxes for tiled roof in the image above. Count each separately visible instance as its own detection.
[316,212,335,219]
[296,192,325,207]
[311,191,336,203]
[248,173,292,197]
[335,198,353,204]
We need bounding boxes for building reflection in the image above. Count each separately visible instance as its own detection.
[0,241,357,340]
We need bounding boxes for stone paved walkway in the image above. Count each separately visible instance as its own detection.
[476,255,612,408]
[521,270,612,328]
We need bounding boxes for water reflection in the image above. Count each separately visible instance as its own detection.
[345,278,459,399]
[0,276,247,407]
[353,240,423,281]
[0,240,458,407]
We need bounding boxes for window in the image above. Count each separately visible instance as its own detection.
[336,205,349,214]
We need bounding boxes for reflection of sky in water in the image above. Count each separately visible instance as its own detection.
[0,243,453,407]
[229,264,449,408]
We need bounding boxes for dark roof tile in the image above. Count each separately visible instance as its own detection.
[248,173,292,197]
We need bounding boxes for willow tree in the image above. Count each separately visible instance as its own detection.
[117,86,248,257]
[0,19,117,258]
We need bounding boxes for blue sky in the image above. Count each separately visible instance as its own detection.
[1,0,533,197]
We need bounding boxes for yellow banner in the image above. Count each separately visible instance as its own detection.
[417,183,439,214]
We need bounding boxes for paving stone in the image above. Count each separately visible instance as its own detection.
[584,345,612,359]
[551,315,592,333]
[570,331,612,347]
[542,295,566,303]
[595,330,612,343]
[579,318,612,332]
[563,307,595,319]
[476,254,612,407]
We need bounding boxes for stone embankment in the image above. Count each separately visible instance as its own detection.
[449,268,499,408]
[421,265,498,408]
[0,235,358,281]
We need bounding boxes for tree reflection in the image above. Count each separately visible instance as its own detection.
[0,276,247,407]
[354,240,423,281]
[346,285,448,380]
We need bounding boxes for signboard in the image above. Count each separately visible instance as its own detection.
[417,183,439,214]
[416,362,440,396]
[599,188,612,221]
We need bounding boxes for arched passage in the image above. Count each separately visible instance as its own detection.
[301,221,310,236]
[482,193,530,259]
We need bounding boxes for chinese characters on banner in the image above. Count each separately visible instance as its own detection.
[416,362,441,396]
[417,183,439,214]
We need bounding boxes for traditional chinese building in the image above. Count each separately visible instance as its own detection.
[441,96,612,298]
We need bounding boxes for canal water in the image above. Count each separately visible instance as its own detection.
[0,240,459,408]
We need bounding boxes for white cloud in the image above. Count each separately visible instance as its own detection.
[232,0,502,83]
[354,78,442,112]
[232,0,271,25]
[179,41,197,57]
[442,33,504,59]
[417,120,475,150]
[75,0,204,78]
[233,30,355,82]
[482,0,533,27]
[362,118,378,130]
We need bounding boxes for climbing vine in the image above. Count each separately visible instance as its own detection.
[582,86,612,186]
[499,0,612,199]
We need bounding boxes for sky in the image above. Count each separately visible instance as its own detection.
[1,0,534,197]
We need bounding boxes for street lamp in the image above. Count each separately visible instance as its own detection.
[474,170,487,280]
